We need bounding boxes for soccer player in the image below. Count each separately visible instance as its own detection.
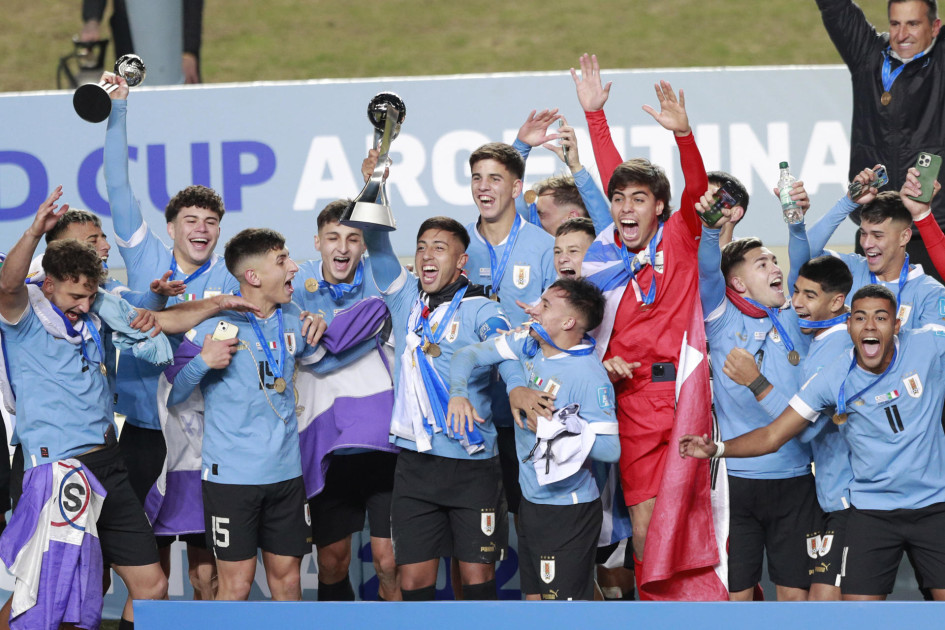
[165,228,323,601]
[680,284,945,600]
[292,200,400,601]
[447,278,619,600]
[0,188,168,629]
[722,255,855,600]
[103,72,238,598]
[554,218,596,278]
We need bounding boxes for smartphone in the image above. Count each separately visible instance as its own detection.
[558,119,569,165]
[908,152,943,204]
[700,180,744,227]
[211,320,239,341]
[651,362,677,383]
[847,164,889,200]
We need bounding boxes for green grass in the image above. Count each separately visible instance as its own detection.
[2,0,893,93]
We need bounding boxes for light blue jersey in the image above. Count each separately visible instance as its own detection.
[791,326,945,511]
[451,330,620,505]
[0,305,113,468]
[167,302,317,485]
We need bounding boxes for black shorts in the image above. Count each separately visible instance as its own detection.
[77,442,160,567]
[842,502,945,596]
[10,443,23,511]
[202,476,311,562]
[495,426,522,515]
[809,508,849,587]
[727,473,822,592]
[518,497,601,600]
[308,451,397,547]
[390,449,508,566]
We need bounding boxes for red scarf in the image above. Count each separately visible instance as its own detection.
[725,287,768,319]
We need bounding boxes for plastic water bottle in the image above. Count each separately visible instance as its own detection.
[779,161,802,224]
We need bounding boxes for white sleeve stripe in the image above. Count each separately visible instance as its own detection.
[495,335,518,361]
[789,395,820,422]
[589,422,619,435]
[299,345,326,366]
[115,222,149,249]
[380,267,408,296]
[706,300,727,322]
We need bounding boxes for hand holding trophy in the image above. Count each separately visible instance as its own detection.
[341,92,407,231]
[73,54,146,123]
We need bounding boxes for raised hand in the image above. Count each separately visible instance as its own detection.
[570,53,612,113]
[150,271,187,297]
[28,186,69,238]
[641,80,691,137]
[901,167,941,217]
[542,117,582,172]
[848,165,884,206]
[100,72,129,100]
[772,181,811,217]
[517,109,562,147]
[200,335,238,369]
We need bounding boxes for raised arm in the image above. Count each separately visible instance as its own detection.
[359,150,407,291]
[512,109,563,219]
[154,294,261,335]
[807,166,881,256]
[695,196,728,316]
[571,54,621,191]
[543,118,612,233]
[102,76,145,243]
[815,0,883,68]
[679,403,810,459]
[902,168,945,277]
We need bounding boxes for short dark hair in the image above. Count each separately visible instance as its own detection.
[797,255,854,297]
[888,0,937,22]
[720,236,764,280]
[608,159,672,222]
[224,228,286,276]
[42,239,105,286]
[469,142,525,180]
[555,217,596,240]
[549,277,606,332]
[535,175,588,215]
[859,191,912,228]
[45,209,103,244]
[316,199,354,232]
[417,216,470,251]
[850,284,898,313]
[707,171,750,223]
[165,185,225,223]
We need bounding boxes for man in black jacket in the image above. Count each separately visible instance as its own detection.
[816,0,945,281]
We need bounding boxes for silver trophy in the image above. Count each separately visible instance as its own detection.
[73,54,146,123]
[341,92,407,231]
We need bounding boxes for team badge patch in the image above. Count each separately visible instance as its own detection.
[897,304,912,324]
[875,390,900,404]
[446,320,460,343]
[513,265,531,289]
[598,386,614,410]
[540,557,556,584]
[479,267,491,278]
[544,379,561,397]
[285,333,297,354]
[481,511,495,536]
[52,463,91,532]
[820,534,834,557]
[204,290,221,299]
[769,328,781,343]
[903,373,923,398]
[807,535,820,559]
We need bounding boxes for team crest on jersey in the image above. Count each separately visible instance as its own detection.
[513,265,531,289]
[903,372,923,398]
[481,511,495,536]
[446,320,460,343]
[769,328,781,343]
[544,379,561,397]
[806,534,820,559]
[820,534,834,557]
[284,333,296,354]
[204,290,221,299]
[540,556,556,584]
[897,304,912,324]
[598,386,614,410]
[52,463,91,530]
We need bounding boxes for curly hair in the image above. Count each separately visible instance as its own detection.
[165,185,225,223]
[42,240,105,286]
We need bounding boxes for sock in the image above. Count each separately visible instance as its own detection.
[462,579,497,601]
[401,585,436,601]
[118,619,134,630]
[317,575,355,601]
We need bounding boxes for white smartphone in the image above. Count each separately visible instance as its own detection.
[211,320,239,341]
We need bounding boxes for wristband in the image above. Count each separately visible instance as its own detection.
[748,374,771,397]
[711,440,725,459]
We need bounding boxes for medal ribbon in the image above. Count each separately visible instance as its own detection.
[617,222,663,306]
[523,322,596,358]
[882,47,927,92]
[869,253,909,306]
[485,213,523,298]
[744,297,797,357]
[837,346,898,416]
[798,313,851,329]
[169,256,213,285]
[49,303,104,367]
[235,291,285,382]
[527,200,542,228]
[418,284,468,348]
[323,260,364,301]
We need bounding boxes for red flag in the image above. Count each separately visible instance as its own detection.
[638,298,729,601]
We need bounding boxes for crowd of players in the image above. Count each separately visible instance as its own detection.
[1,1,945,627]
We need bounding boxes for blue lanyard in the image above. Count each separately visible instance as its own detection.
[617,223,663,306]
[837,346,898,415]
[323,261,364,302]
[745,297,797,355]
[169,256,212,284]
[523,323,596,358]
[485,214,523,297]
[798,313,850,329]
[869,254,909,306]
[419,285,467,345]
[882,47,927,92]
[79,314,106,367]
[236,292,286,381]
[527,201,542,228]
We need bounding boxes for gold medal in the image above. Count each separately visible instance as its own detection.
[304,278,319,292]
[274,377,287,394]
[100,363,108,377]
[832,413,848,426]
[880,91,892,106]
[524,190,538,205]
[788,350,800,366]
[489,293,500,302]
[423,341,442,358]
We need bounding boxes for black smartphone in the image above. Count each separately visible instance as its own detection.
[701,180,744,227]
[652,362,677,382]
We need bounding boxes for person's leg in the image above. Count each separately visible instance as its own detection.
[370,536,400,600]
[839,507,903,600]
[202,481,263,599]
[185,541,217,600]
[111,562,168,620]
[314,536,355,601]
[399,560,440,594]
[726,475,766,602]
[628,499,655,562]
[262,551,302,601]
[362,451,400,600]
[765,475,820,601]
[214,558,257,601]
